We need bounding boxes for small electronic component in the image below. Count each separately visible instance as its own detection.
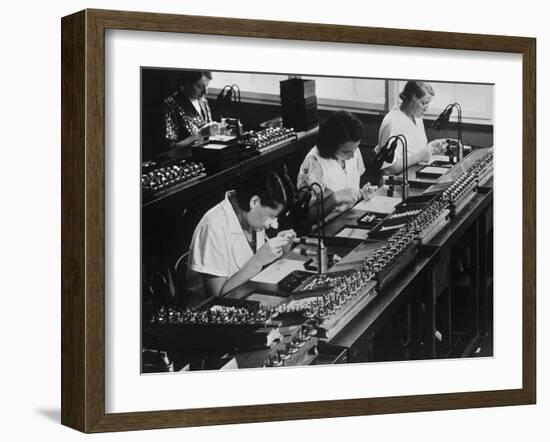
[357,211,386,228]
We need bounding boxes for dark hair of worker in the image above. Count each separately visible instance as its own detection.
[317,111,364,159]
[177,70,213,87]
[234,170,291,212]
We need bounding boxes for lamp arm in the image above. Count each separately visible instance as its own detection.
[378,134,399,164]
[395,135,409,200]
[397,135,408,177]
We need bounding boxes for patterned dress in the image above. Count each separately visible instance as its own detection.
[163,92,213,147]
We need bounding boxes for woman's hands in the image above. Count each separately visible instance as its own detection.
[334,184,378,206]
[199,122,220,137]
[255,236,291,266]
[361,182,378,201]
[428,138,448,155]
[277,229,297,254]
[334,188,362,206]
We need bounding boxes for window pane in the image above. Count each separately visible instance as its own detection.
[303,75,386,105]
[354,79,386,104]
[455,84,494,122]
[209,72,288,95]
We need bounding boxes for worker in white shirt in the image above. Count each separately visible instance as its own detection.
[378,81,447,175]
[186,170,296,302]
[297,111,377,222]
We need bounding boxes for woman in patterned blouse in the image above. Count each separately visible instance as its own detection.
[163,70,220,150]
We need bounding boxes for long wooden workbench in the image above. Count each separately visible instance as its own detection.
[329,183,493,362]
[144,148,493,371]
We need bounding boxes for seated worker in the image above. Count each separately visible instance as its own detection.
[377,81,447,175]
[297,111,377,222]
[163,70,220,150]
[186,170,296,302]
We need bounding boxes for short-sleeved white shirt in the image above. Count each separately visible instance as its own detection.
[297,146,365,218]
[186,191,266,292]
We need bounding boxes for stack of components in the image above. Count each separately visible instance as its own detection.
[141,159,206,194]
[280,78,319,131]
[240,127,297,153]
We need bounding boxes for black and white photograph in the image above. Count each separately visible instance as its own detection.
[2,0,544,437]
[2,0,547,436]
[140,68,494,373]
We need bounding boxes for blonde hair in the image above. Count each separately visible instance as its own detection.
[399,81,435,102]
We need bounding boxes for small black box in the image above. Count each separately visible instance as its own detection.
[280,78,316,100]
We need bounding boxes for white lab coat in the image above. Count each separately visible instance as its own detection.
[378,107,430,172]
[186,191,267,292]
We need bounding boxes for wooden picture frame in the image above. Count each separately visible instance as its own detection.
[61,8,536,433]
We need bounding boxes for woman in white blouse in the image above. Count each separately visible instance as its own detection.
[186,170,296,302]
[378,81,447,175]
[297,111,376,221]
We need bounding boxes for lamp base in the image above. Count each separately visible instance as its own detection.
[402,183,410,201]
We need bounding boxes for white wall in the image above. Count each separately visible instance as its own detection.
[211,73,493,122]
[0,0,547,441]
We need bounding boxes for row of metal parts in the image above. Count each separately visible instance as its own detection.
[149,149,494,330]
[272,234,422,326]
[290,152,495,321]
[152,305,272,325]
[242,127,296,150]
[141,160,206,192]
[407,199,449,233]
[156,149,492,328]
[442,149,493,202]
[275,150,493,322]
